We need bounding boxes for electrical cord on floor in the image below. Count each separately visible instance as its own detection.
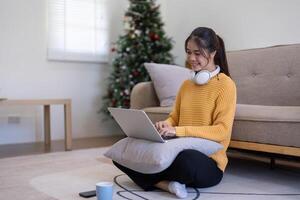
[113,174,300,200]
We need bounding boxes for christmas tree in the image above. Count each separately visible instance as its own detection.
[102,0,173,113]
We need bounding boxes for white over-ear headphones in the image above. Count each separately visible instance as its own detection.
[190,65,221,85]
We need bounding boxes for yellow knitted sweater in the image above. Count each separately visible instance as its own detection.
[165,73,237,172]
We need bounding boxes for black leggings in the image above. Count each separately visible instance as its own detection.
[113,149,223,191]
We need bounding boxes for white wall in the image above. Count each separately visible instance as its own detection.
[1,0,300,144]
[0,0,128,144]
[159,0,300,65]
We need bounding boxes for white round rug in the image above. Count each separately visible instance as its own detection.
[29,150,300,200]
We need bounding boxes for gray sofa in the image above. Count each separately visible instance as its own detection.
[130,44,300,157]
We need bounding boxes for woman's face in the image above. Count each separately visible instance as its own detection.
[186,39,216,71]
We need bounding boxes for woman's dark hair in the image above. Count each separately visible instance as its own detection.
[185,27,230,77]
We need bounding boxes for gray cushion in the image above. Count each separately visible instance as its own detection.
[104,137,223,174]
[144,63,191,107]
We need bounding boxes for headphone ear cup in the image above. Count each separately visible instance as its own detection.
[194,71,210,85]
[190,66,221,85]
[190,70,196,82]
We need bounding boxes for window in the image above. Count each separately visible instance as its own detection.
[47,0,109,63]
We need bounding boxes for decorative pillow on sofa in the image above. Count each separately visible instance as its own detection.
[104,137,223,174]
[144,63,191,107]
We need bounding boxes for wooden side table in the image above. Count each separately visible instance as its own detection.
[0,99,72,150]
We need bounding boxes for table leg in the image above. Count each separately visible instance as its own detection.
[44,105,51,148]
[64,101,72,150]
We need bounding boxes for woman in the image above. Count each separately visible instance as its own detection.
[114,27,237,198]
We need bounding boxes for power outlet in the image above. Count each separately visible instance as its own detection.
[8,116,21,124]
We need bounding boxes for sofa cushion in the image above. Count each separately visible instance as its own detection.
[228,44,300,106]
[143,107,172,123]
[232,120,300,148]
[232,104,300,147]
[104,137,223,174]
[235,104,300,122]
[144,104,300,123]
[144,63,190,107]
[143,106,172,114]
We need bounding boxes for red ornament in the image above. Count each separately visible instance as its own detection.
[111,99,116,107]
[149,32,160,41]
[124,99,130,107]
[132,70,139,77]
[111,47,116,52]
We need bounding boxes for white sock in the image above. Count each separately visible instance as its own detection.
[168,181,188,199]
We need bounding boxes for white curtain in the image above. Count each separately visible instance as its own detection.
[47,0,109,63]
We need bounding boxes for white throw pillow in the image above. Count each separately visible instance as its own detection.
[104,137,223,174]
[144,63,191,107]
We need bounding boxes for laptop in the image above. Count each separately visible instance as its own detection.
[108,107,166,143]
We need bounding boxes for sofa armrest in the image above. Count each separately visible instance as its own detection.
[130,82,160,109]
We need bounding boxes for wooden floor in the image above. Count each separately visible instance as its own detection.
[0,136,299,172]
[0,135,125,159]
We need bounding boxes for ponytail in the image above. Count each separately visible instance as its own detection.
[215,35,230,77]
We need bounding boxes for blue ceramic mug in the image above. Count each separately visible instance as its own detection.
[96,182,113,200]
